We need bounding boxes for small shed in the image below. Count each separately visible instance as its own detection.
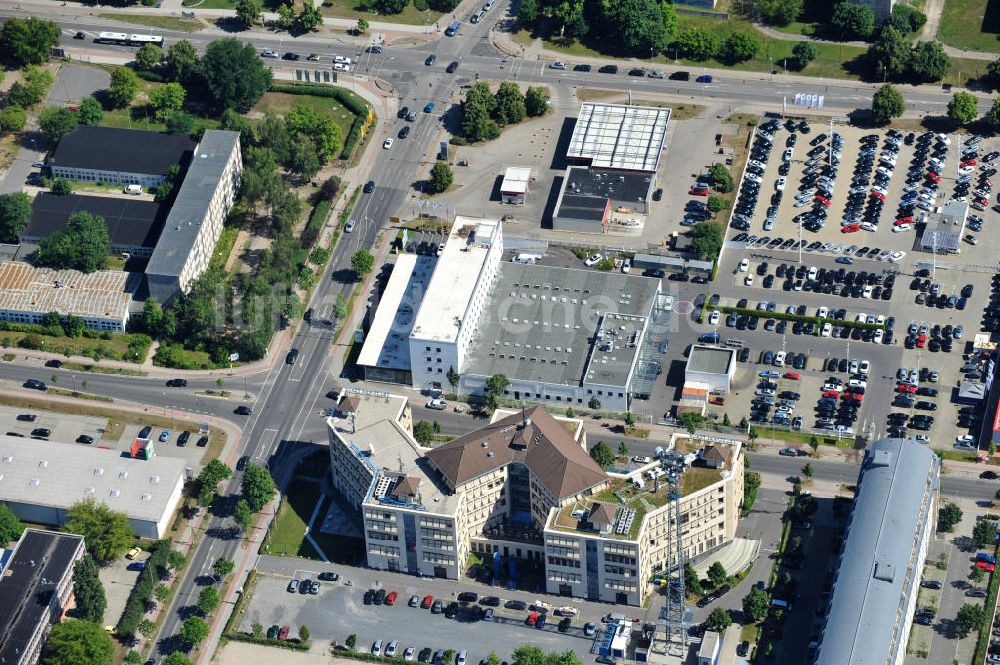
[500,167,531,205]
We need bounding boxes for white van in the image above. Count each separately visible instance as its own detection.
[513,253,542,264]
[124,184,143,195]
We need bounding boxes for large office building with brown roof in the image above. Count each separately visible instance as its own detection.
[327,390,744,605]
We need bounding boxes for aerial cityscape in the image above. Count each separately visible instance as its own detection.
[0,0,999,664]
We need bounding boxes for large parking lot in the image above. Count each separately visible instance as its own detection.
[693,121,1000,456]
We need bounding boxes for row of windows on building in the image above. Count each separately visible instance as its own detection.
[0,311,124,332]
[52,168,160,186]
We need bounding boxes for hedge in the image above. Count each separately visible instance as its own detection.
[134,69,165,83]
[115,540,171,638]
[228,632,311,651]
[716,306,885,331]
[268,83,369,116]
[341,115,365,160]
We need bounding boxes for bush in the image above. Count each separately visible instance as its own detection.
[115,540,171,638]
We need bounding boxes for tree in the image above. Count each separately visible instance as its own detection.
[756,0,803,25]
[166,40,200,84]
[677,563,700,594]
[234,0,263,26]
[241,464,276,512]
[948,91,978,125]
[0,106,27,133]
[808,435,819,455]
[8,65,53,108]
[180,616,209,648]
[871,84,905,124]
[107,67,141,109]
[689,221,724,260]
[706,195,728,214]
[618,441,629,456]
[792,41,816,68]
[138,619,156,636]
[134,44,163,72]
[867,25,909,80]
[801,462,814,478]
[910,41,950,82]
[719,32,759,64]
[485,373,509,405]
[590,441,615,468]
[413,420,435,446]
[356,18,369,34]
[0,17,60,67]
[201,38,272,112]
[707,561,728,587]
[148,83,186,121]
[346,634,357,649]
[938,502,963,532]
[0,192,32,244]
[955,603,986,637]
[212,556,235,579]
[888,3,926,33]
[40,620,113,665]
[742,587,770,623]
[38,106,76,147]
[276,4,296,30]
[298,625,311,642]
[163,654,194,665]
[588,396,601,410]
[72,555,106,623]
[427,161,454,195]
[74,96,103,126]
[709,163,733,193]
[987,98,1000,129]
[296,0,323,32]
[973,519,997,548]
[518,0,538,25]
[168,550,187,571]
[830,2,875,40]
[461,82,499,142]
[155,584,169,602]
[234,499,253,532]
[600,0,672,55]
[166,111,195,136]
[969,566,986,586]
[447,366,460,392]
[351,249,375,277]
[524,86,550,117]
[494,81,527,126]
[63,498,132,563]
[675,27,719,60]
[705,607,732,632]
[748,427,759,444]
[197,586,221,615]
[51,179,72,196]
[35,211,109,272]
[124,652,142,665]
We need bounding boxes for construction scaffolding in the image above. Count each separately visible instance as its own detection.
[651,450,688,658]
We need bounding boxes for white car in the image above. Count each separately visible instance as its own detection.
[709,310,721,326]
[550,61,566,69]
[621,258,631,273]
[782,149,793,162]
[821,323,832,337]
[745,173,762,184]
[426,398,447,410]
[584,252,603,267]
[887,251,906,263]
[386,642,399,658]
[750,160,767,170]
[874,329,884,343]
[404,647,416,661]
[261,49,278,58]
[936,133,951,145]
[383,138,393,149]
[744,274,754,286]
[892,224,912,233]
[334,63,350,72]
[372,641,383,656]
[817,306,828,318]
[334,55,352,64]
[914,435,930,443]
[739,258,749,272]
[775,177,787,191]
[859,360,870,373]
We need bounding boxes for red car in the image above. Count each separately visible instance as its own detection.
[982,179,993,187]
[963,159,978,167]
[527,612,541,626]
[278,626,290,640]
[823,390,840,398]
[897,383,916,393]
[927,174,940,183]
[896,216,912,224]
[710,396,726,405]
[783,372,800,380]
[690,186,709,196]
[844,393,863,402]
[871,191,886,201]
[385,591,398,605]
[842,224,860,233]
[916,336,926,348]
[817,198,831,207]
[421,595,434,608]
[976,561,995,572]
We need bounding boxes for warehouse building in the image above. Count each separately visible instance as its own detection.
[920,199,967,254]
[566,103,670,173]
[0,261,133,332]
[552,167,653,233]
[327,391,744,606]
[145,130,242,303]
[23,193,167,258]
[0,435,186,538]
[685,345,736,393]
[815,438,939,665]
[49,126,195,188]
[0,529,85,665]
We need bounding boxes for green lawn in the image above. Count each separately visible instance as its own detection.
[264,480,321,558]
[100,105,220,134]
[937,0,1000,53]
[318,0,445,26]
[0,330,149,363]
[98,13,203,32]
[253,91,357,137]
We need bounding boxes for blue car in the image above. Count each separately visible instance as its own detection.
[158,430,171,442]
[696,74,713,83]
[424,101,435,113]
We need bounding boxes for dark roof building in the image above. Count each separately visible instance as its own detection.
[49,126,195,188]
[552,166,653,232]
[23,193,166,257]
[0,529,85,665]
[815,438,940,665]
[425,406,606,499]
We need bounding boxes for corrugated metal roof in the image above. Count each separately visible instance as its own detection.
[816,438,939,665]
